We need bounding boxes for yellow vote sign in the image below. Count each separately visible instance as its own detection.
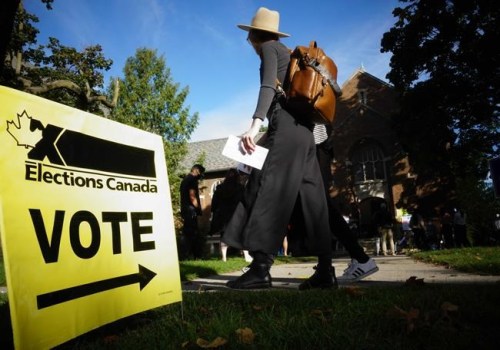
[0,86,182,349]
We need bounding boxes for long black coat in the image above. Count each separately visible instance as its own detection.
[222,107,332,257]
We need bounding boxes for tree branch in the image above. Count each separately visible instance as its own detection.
[18,77,119,109]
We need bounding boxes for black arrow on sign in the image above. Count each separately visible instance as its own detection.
[37,264,156,310]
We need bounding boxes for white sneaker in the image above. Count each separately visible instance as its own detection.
[337,258,379,282]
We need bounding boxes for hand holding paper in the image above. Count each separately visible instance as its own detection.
[222,135,268,170]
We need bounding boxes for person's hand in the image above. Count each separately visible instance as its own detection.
[240,132,257,154]
[240,118,262,154]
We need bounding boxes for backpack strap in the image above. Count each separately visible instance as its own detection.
[304,58,342,97]
[275,78,286,97]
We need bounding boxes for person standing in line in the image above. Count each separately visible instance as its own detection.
[313,124,379,282]
[209,168,252,263]
[453,208,470,247]
[179,164,205,259]
[440,209,455,249]
[410,208,426,250]
[493,213,500,244]
[373,202,396,256]
[222,7,335,290]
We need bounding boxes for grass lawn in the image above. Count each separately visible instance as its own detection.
[0,248,499,349]
[411,246,500,275]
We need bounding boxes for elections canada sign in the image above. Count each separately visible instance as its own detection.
[0,86,181,349]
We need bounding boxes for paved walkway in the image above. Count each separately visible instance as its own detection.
[1,256,498,294]
[182,255,500,291]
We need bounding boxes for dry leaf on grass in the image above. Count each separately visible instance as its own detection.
[310,309,327,322]
[405,276,425,286]
[235,327,255,344]
[198,306,212,315]
[196,337,228,348]
[441,301,458,312]
[386,305,420,333]
[252,304,263,311]
[344,286,365,297]
[103,335,119,344]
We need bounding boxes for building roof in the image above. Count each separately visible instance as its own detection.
[181,132,266,174]
[180,137,237,173]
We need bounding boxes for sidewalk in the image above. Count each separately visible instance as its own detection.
[182,255,500,291]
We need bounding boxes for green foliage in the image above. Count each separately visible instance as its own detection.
[109,48,199,215]
[452,178,500,245]
[194,152,206,167]
[1,4,113,114]
[381,0,499,200]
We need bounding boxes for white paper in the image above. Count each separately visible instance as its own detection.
[237,162,252,174]
[222,135,268,170]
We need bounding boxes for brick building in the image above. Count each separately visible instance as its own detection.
[181,69,411,239]
[328,68,410,238]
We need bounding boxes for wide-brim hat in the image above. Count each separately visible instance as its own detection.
[237,7,290,38]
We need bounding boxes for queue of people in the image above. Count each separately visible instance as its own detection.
[178,7,381,291]
[178,7,477,291]
[403,207,472,251]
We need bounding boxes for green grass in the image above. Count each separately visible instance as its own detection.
[0,262,4,286]
[46,285,500,349]
[0,249,500,349]
[411,247,500,275]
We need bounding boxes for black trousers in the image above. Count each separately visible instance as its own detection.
[180,206,201,259]
[316,141,369,262]
[223,108,331,257]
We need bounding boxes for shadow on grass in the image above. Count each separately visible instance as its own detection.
[0,303,13,349]
[178,264,218,281]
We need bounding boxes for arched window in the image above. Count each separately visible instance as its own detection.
[351,142,386,183]
[210,179,223,198]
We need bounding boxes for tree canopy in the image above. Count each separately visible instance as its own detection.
[1,1,116,113]
[109,48,199,212]
[381,0,499,189]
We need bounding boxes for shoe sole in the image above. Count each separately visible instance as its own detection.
[338,266,379,283]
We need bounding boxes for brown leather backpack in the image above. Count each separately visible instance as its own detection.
[277,41,342,125]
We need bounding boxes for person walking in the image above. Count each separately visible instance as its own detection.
[222,7,335,290]
[314,124,379,282]
[209,168,252,262]
[179,164,205,259]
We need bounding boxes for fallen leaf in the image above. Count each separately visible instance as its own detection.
[235,327,255,344]
[196,337,228,348]
[103,335,119,344]
[311,309,323,316]
[405,276,425,286]
[441,301,458,312]
[386,305,408,318]
[344,286,365,297]
[198,306,211,315]
[310,309,327,322]
[386,305,420,333]
[407,307,420,320]
[252,305,263,311]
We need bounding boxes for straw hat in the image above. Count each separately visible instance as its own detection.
[237,7,290,38]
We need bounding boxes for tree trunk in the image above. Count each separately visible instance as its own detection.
[0,0,21,74]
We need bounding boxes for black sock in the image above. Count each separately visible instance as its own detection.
[317,254,332,272]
